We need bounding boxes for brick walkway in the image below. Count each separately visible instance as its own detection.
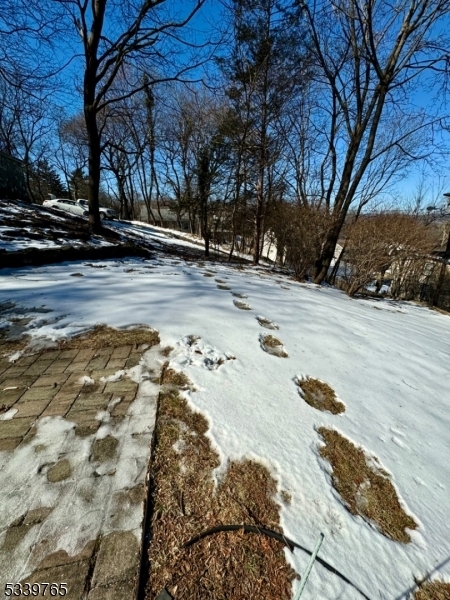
[0,340,162,599]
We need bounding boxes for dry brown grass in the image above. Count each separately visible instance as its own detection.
[280,490,292,505]
[256,316,279,330]
[259,334,288,358]
[296,377,345,415]
[429,305,450,317]
[59,324,160,349]
[318,428,418,543]
[186,335,200,347]
[0,336,31,356]
[160,362,194,391]
[414,580,450,599]
[233,300,252,310]
[146,389,296,600]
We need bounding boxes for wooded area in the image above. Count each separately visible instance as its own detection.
[1,0,450,305]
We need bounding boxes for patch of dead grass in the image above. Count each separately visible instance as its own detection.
[233,300,252,310]
[296,377,345,415]
[414,580,450,599]
[146,390,296,599]
[256,316,279,330]
[0,336,31,356]
[160,362,194,390]
[259,334,288,358]
[318,427,418,543]
[59,325,159,349]
[280,490,292,505]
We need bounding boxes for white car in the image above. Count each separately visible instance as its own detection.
[42,198,89,217]
[77,199,117,220]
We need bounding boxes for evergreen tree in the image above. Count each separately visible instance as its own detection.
[29,159,68,202]
[219,0,309,263]
[69,168,90,200]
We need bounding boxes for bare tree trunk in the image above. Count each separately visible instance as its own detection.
[327,243,345,285]
[254,173,264,264]
[431,230,450,307]
[198,147,211,257]
[85,106,102,233]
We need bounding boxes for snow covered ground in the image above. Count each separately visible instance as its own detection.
[0,200,117,252]
[1,248,450,598]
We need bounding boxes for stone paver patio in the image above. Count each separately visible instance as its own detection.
[0,337,162,599]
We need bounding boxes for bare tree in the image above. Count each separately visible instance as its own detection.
[269,201,334,277]
[221,0,308,263]
[6,0,208,231]
[0,79,55,200]
[298,0,450,284]
[340,211,437,297]
[55,113,89,197]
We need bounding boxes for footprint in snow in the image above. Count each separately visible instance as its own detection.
[217,284,231,290]
[183,334,236,370]
[390,427,406,437]
[232,292,248,299]
[233,300,252,310]
[259,334,288,357]
[256,316,279,330]
[391,436,409,449]
[295,376,345,414]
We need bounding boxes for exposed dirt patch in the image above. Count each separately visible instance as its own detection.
[256,316,279,330]
[145,388,296,600]
[259,334,288,358]
[58,325,159,349]
[296,377,345,414]
[414,580,450,599]
[317,427,418,543]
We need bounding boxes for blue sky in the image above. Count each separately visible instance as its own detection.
[49,0,450,207]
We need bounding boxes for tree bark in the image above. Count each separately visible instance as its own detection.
[198,148,211,257]
[84,106,102,232]
[431,229,450,307]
